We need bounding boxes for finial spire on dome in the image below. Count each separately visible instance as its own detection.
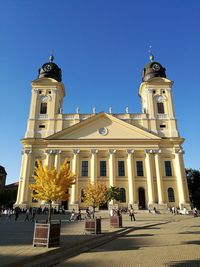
[148,45,154,62]
[49,49,54,62]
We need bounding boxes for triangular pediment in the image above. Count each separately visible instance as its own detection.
[47,113,161,140]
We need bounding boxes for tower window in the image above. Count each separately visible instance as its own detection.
[39,90,42,94]
[160,125,166,128]
[157,102,165,114]
[136,161,144,176]
[153,90,156,94]
[81,161,88,177]
[100,160,107,176]
[40,102,47,114]
[39,125,45,129]
[118,161,125,176]
[165,161,172,176]
[49,91,51,94]
[162,90,165,94]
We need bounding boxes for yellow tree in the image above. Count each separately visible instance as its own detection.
[83,182,108,218]
[29,159,76,222]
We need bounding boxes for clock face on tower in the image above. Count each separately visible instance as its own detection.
[152,63,160,71]
[43,64,52,72]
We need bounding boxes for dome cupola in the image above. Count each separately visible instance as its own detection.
[38,54,62,82]
[142,49,166,82]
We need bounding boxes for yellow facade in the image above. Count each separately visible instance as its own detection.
[15,58,191,211]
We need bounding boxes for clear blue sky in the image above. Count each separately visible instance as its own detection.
[0,0,200,184]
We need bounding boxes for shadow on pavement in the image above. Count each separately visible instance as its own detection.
[170,259,200,266]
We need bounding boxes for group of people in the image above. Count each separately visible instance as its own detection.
[109,205,136,221]
[70,208,82,221]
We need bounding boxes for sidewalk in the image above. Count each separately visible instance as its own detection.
[0,211,192,267]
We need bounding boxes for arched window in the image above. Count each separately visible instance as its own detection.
[81,189,85,203]
[40,102,47,114]
[168,188,175,202]
[157,102,165,114]
[120,188,126,203]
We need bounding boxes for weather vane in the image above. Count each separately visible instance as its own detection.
[49,49,54,62]
[148,45,154,62]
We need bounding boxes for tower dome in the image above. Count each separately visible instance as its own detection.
[38,54,62,82]
[142,61,166,82]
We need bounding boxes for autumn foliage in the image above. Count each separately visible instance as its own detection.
[83,182,108,217]
[29,160,76,203]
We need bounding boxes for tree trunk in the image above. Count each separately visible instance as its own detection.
[48,200,52,222]
[93,205,95,219]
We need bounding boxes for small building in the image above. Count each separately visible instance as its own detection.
[0,166,7,188]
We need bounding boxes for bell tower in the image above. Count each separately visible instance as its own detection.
[139,52,179,138]
[25,55,65,138]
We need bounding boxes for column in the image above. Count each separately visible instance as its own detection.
[15,151,25,205]
[174,149,187,205]
[108,149,116,187]
[145,149,154,205]
[154,150,164,204]
[91,149,98,184]
[70,149,80,205]
[127,149,137,205]
[19,149,32,206]
[45,150,52,167]
[54,150,61,170]
[108,149,116,205]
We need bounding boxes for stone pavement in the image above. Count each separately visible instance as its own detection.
[0,211,198,267]
[56,213,200,267]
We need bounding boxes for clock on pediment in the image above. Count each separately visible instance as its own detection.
[98,127,108,136]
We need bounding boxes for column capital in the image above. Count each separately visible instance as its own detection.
[72,149,80,155]
[54,150,62,155]
[127,149,134,154]
[108,149,116,155]
[145,149,161,154]
[154,149,162,154]
[174,148,184,154]
[52,88,57,94]
[145,149,153,154]
[45,149,53,154]
[32,88,39,94]
[22,149,32,155]
[91,149,98,154]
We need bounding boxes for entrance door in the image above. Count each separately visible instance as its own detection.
[138,187,146,209]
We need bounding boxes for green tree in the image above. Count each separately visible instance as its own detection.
[106,186,121,203]
[186,169,200,209]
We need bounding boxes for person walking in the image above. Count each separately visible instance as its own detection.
[25,208,30,221]
[77,209,82,221]
[129,208,136,221]
[70,208,76,221]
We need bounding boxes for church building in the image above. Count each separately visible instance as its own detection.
[15,54,191,211]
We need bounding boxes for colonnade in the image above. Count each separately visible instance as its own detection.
[15,147,189,209]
